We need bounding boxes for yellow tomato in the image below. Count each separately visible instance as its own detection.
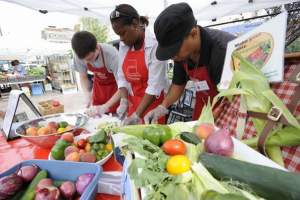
[166,155,191,175]
[57,128,66,133]
[105,143,113,152]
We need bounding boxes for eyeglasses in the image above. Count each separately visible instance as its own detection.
[110,10,132,19]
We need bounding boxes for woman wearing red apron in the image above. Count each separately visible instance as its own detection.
[71,31,121,117]
[110,4,170,126]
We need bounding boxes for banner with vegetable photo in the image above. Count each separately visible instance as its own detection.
[220,11,287,90]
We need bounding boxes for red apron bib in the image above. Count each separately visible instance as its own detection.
[87,44,119,113]
[122,34,165,124]
[183,63,219,120]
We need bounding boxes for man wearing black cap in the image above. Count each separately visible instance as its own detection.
[144,2,236,124]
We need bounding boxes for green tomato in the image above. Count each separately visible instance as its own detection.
[91,149,97,156]
[92,143,100,151]
[99,143,106,149]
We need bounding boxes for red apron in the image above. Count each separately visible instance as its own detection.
[183,63,219,120]
[122,34,165,124]
[87,44,119,113]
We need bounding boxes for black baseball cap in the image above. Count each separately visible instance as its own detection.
[154,3,196,61]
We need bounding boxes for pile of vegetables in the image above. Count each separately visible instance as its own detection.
[0,164,94,200]
[27,67,45,76]
[108,97,300,200]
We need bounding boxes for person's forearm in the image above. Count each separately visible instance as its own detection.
[161,83,187,108]
[120,87,128,99]
[79,73,90,92]
[105,89,121,108]
[135,94,156,117]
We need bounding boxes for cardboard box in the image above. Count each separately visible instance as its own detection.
[37,99,64,116]
[61,83,77,94]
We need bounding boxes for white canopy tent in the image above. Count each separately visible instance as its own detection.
[0,0,298,60]
[1,0,298,24]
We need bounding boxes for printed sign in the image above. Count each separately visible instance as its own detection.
[220,11,287,90]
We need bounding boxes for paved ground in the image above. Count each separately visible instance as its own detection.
[0,90,86,127]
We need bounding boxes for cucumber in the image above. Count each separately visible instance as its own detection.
[20,170,47,200]
[199,153,300,200]
[180,132,201,145]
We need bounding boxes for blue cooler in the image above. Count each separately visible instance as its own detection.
[30,83,44,95]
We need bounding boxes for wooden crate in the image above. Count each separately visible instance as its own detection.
[37,99,64,116]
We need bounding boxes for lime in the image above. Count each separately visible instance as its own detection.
[58,121,68,128]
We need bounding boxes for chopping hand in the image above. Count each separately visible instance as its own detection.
[144,105,168,124]
[117,98,130,120]
[120,112,142,126]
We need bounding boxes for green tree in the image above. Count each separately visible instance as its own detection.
[79,17,110,43]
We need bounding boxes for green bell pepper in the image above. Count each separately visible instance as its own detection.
[88,130,108,144]
[51,139,72,160]
[143,125,172,146]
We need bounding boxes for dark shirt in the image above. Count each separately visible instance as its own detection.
[172,26,236,86]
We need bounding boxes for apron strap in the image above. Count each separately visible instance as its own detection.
[98,44,106,68]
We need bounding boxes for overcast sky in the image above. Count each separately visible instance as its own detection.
[0,1,80,38]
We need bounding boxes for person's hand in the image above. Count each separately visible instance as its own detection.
[83,92,92,108]
[144,105,168,124]
[84,104,109,117]
[117,98,130,120]
[121,112,142,126]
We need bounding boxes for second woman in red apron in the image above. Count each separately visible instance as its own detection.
[110,4,170,126]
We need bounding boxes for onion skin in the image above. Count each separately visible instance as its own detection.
[0,163,23,199]
[60,181,76,200]
[76,173,95,195]
[34,186,60,200]
[17,165,38,182]
[204,124,234,157]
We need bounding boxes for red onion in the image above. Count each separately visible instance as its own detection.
[0,163,23,199]
[17,164,39,182]
[93,114,102,119]
[204,124,234,157]
[60,181,76,199]
[34,186,60,200]
[76,173,95,195]
[35,178,54,192]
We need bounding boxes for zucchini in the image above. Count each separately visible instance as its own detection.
[199,153,300,200]
[180,132,201,145]
[20,170,47,200]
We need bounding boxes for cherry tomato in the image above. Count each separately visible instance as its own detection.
[52,100,60,107]
[78,149,86,156]
[77,138,87,148]
[162,139,186,155]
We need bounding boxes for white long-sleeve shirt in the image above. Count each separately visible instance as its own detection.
[117,27,170,97]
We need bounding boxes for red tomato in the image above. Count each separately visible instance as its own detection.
[78,149,86,156]
[52,101,60,107]
[162,139,186,156]
[77,138,87,148]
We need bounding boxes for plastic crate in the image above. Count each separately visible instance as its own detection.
[44,83,52,91]
[0,159,102,200]
[30,83,44,95]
